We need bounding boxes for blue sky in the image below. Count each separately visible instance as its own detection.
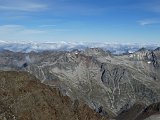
[0,0,160,44]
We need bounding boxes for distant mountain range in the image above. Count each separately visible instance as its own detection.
[0,46,160,119]
[0,41,160,119]
[0,41,159,54]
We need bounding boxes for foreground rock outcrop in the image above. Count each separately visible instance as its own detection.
[0,71,107,120]
[116,101,160,120]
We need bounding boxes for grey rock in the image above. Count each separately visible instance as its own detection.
[0,48,160,118]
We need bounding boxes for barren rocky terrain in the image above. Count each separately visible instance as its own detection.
[0,47,160,120]
[0,71,107,120]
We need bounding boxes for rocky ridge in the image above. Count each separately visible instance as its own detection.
[0,47,160,119]
[0,71,107,120]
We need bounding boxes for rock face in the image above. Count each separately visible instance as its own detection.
[117,101,160,120]
[135,102,160,120]
[116,102,146,120]
[0,47,160,118]
[0,71,107,120]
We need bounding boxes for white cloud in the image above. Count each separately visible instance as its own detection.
[0,25,45,34]
[0,0,48,12]
[0,41,158,54]
[19,29,45,34]
[138,19,160,26]
[0,24,70,33]
[0,24,47,41]
[39,25,57,28]
[0,25,23,33]
[0,24,71,41]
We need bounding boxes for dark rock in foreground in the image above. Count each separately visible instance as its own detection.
[0,71,107,120]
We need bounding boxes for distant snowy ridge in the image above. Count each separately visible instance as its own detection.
[0,41,159,54]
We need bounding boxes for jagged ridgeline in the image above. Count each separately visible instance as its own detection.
[0,47,160,120]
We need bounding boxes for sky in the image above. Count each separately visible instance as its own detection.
[0,0,160,44]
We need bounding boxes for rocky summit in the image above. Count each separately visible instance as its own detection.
[0,47,160,120]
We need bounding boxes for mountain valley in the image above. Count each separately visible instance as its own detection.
[0,47,160,120]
